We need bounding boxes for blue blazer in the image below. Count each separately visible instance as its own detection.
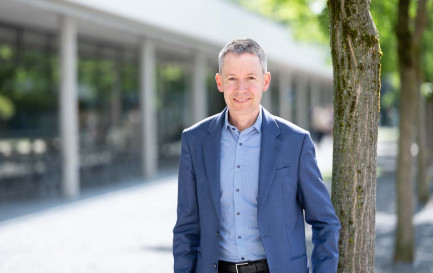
[173,107,340,273]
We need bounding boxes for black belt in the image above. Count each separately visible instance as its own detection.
[218,259,268,273]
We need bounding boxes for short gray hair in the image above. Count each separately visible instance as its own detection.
[218,38,267,74]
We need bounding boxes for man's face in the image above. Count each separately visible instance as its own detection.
[215,53,271,117]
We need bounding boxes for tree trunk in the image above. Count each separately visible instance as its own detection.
[427,98,433,166]
[415,5,431,205]
[394,66,416,262]
[417,90,429,204]
[394,0,429,262]
[328,1,381,272]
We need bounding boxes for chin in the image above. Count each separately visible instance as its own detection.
[232,106,256,113]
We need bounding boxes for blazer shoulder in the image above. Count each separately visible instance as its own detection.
[182,112,220,137]
[273,115,309,137]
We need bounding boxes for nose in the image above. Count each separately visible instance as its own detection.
[236,80,248,92]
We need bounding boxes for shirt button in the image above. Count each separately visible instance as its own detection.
[237,165,240,168]
[241,257,245,260]
[236,189,239,192]
[232,128,235,131]
[216,232,220,238]
[237,236,242,239]
[239,143,242,146]
[237,212,240,215]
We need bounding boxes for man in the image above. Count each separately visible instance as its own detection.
[173,39,340,273]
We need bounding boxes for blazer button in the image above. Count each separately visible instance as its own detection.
[213,263,217,270]
[216,232,220,238]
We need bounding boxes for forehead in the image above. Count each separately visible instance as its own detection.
[222,53,262,73]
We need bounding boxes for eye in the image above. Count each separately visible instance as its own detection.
[228,77,235,81]
[248,76,256,80]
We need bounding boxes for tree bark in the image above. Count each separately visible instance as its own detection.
[417,91,429,204]
[328,1,381,272]
[394,0,429,262]
[427,98,433,167]
[415,3,430,205]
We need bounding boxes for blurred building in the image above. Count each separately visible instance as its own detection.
[0,0,333,200]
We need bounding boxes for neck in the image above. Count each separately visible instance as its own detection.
[228,107,260,132]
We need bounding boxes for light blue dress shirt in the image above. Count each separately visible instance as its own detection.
[219,106,266,262]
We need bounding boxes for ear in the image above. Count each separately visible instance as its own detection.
[215,73,223,93]
[263,72,271,92]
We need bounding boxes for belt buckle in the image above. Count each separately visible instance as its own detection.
[235,262,249,273]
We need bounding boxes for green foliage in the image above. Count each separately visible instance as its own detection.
[121,62,138,94]
[0,45,13,60]
[0,46,58,116]
[161,65,183,82]
[77,55,137,109]
[232,0,329,43]
[382,88,399,109]
[421,82,433,99]
[370,0,398,75]
[156,63,187,111]
[0,94,15,120]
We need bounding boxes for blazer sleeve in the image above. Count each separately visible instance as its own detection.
[297,133,341,273]
[173,132,200,273]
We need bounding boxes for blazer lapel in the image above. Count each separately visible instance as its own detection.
[202,108,226,220]
[258,107,282,213]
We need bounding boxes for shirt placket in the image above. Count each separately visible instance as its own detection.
[233,129,246,261]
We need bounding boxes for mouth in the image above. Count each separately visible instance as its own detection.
[233,98,251,103]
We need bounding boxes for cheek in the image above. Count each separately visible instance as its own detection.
[222,91,231,101]
[248,82,261,89]
[222,85,234,95]
[250,85,262,94]
[224,82,236,89]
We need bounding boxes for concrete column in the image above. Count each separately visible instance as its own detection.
[139,38,157,177]
[321,82,333,106]
[320,84,326,106]
[310,78,321,108]
[278,71,292,121]
[192,52,208,123]
[59,16,79,198]
[296,75,309,129]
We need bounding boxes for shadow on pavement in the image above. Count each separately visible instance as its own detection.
[0,168,177,223]
[375,167,433,273]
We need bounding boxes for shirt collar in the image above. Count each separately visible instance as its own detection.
[224,106,262,133]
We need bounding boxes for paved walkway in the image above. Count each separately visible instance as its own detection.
[0,134,432,273]
[0,173,178,273]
